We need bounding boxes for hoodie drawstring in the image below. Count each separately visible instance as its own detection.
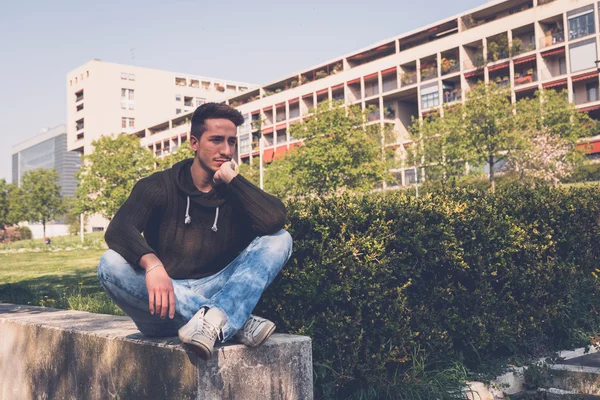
[211,207,219,232]
[184,195,219,233]
[185,196,191,225]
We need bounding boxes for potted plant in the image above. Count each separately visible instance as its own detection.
[332,63,343,74]
[315,70,328,80]
[290,80,298,88]
[526,68,534,76]
[495,76,502,83]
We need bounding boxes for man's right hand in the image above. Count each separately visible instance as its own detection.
[140,254,176,319]
[145,266,176,319]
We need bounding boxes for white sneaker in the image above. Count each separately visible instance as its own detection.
[178,306,226,360]
[234,315,276,347]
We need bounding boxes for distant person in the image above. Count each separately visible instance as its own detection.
[97,103,292,360]
[44,237,51,246]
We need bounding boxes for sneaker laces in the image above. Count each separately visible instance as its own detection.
[242,317,264,337]
[196,313,224,342]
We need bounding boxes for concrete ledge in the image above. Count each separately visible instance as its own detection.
[0,304,313,400]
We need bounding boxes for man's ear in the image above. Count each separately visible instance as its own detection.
[190,135,199,152]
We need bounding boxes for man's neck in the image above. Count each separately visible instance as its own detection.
[190,158,214,193]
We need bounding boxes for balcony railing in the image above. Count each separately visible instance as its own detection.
[441,60,460,75]
[401,72,417,86]
[539,31,565,48]
[420,67,438,81]
[514,71,537,86]
[511,42,536,57]
[443,91,462,104]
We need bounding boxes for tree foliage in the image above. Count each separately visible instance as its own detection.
[412,84,595,190]
[155,143,195,171]
[256,101,389,196]
[75,134,155,219]
[9,169,66,236]
[0,179,14,229]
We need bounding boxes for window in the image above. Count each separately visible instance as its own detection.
[569,38,598,72]
[86,71,89,78]
[227,85,236,92]
[195,97,205,107]
[76,132,84,140]
[70,80,72,86]
[568,11,595,40]
[587,82,598,102]
[75,77,78,84]
[176,109,182,114]
[75,90,84,102]
[289,103,300,119]
[239,134,251,154]
[421,84,440,109]
[76,104,84,112]
[277,129,287,145]
[365,80,379,97]
[238,114,251,134]
[190,79,199,88]
[121,72,128,80]
[128,73,135,81]
[175,95,181,101]
[121,88,135,110]
[175,77,187,86]
[122,117,135,131]
[559,57,567,75]
[76,118,84,131]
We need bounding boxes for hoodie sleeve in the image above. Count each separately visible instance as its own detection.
[104,174,167,267]
[228,174,286,235]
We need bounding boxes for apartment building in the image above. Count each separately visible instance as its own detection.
[66,60,256,155]
[136,0,600,185]
[12,124,81,198]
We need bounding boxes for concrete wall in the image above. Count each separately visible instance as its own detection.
[0,304,313,400]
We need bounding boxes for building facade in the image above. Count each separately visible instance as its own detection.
[11,124,81,198]
[66,60,257,155]
[137,0,600,185]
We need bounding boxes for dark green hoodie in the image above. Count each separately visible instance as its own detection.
[104,158,286,279]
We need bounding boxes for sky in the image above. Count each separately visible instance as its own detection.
[0,0,484,182]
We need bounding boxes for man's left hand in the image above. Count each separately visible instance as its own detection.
[213,160,238,185]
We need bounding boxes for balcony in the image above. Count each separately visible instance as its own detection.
[401,72,417,86]
[514,71,537,86]
[441,58,459,75]
[383,105,395,120]
[539,31,565,48]
[443,90,462,104]
[367,109,380,122]
[420,63,437,82]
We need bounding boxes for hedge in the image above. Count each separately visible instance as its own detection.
[256,185,600,399]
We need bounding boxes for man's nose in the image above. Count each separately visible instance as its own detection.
[220,142,234,157]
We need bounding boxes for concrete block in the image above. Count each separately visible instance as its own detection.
[0,304,313,400]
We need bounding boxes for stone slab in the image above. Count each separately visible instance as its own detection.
[0,303,313,400]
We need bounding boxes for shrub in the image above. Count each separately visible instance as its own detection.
[257,185,600,398]
[16,226,32,240]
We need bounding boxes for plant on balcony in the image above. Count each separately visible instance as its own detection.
[420,63,437,79]
[510,37,524,56]
[401,72,416,85]
[487,35,509,62]
[300,75,309,85]
[230,100,241,107]
[495,76,502,83]
[332,63,343,74]
[441,57,458,74]
[315,70,328,80]
[473,46,486,68]
[275,88,282,94]
[290,79,299,88]
[526,68,534,76]
[264,90,275,97]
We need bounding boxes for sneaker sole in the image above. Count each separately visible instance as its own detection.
[179,334,213,360]
[255,323,276,347]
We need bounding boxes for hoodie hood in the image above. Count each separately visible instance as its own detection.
[171,158,228,208]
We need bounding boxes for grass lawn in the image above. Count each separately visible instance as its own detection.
[0,249,123,315]
[0,231,106,251]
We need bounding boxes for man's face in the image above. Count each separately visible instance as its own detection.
[190,118,237,173]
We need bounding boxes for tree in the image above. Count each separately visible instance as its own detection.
[75,134,155,220]
[509,89,595,185]
[461,83,524,191]
[268,101,388,196]
[0,179,14,229]
[9,169,66,237]
[409,106,470,189]
[155,143,195,171]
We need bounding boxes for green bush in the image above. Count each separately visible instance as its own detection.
[15,226,32,240]
[257,185,600,399]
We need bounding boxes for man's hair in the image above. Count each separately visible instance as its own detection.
[190,103,244,140]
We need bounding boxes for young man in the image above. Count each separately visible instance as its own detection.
[97,103,292,360]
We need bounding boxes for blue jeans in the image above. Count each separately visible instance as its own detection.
[97,229,292,341]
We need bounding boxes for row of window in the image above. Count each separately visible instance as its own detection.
[69,71,89,86]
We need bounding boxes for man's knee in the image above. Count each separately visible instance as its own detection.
[267,229,293,259]
[97,249,134,283]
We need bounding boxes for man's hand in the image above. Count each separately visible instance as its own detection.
[145,266,176,319]
[140,254,176,319]
[213,160,238,185]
